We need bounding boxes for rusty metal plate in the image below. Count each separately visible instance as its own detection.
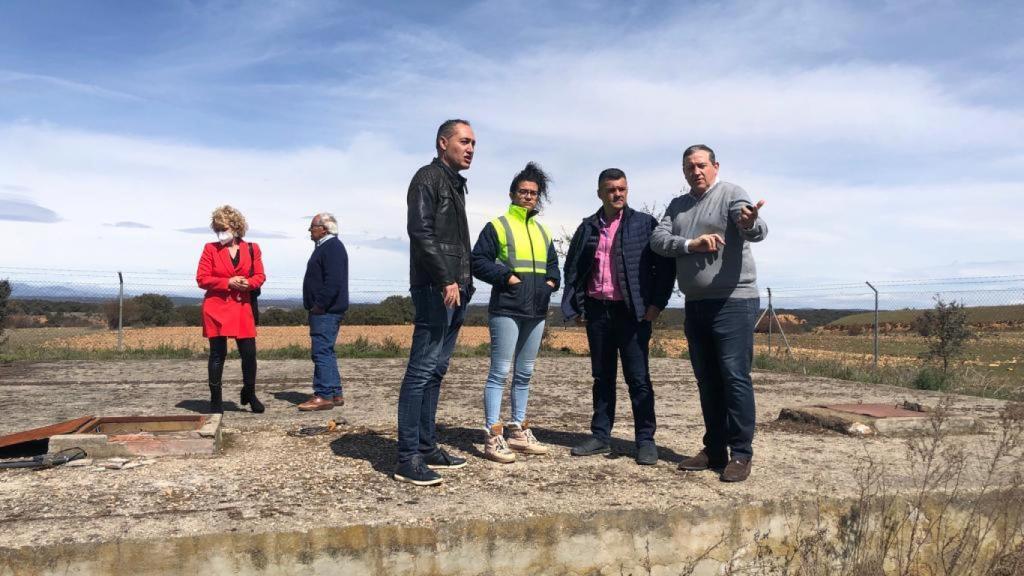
[0,416,94,449]
[820,404,927,418]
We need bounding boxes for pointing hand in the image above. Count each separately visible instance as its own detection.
[688,234,726,253]
[737,200,765,230]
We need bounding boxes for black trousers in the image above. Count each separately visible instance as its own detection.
[208,337,257,390]
[584,298,656,444]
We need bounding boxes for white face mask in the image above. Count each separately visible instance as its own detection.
[216,231,234,245]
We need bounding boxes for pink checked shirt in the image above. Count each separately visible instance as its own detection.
[586,210,624,301]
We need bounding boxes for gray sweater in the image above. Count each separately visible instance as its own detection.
[650,181,767,301]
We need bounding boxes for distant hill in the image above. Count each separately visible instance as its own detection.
[828,305,1024,328]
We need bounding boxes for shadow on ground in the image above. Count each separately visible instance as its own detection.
[329,424,690,477]
[175,399,242,413]
[273,391,310,405]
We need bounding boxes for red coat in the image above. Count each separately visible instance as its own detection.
[196,240,266,338]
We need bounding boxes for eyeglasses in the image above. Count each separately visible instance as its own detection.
[515,189,539,197]
[308,224,325,231]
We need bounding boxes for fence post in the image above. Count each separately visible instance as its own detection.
[767,287,773,355]
[117,271,124,352]
[865,281,878,369]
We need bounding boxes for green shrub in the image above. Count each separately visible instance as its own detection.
[917,296,974,374]
[259,307,307,326]
[0,279,10,346]
[105,293,175,328]
[913,366,950,391]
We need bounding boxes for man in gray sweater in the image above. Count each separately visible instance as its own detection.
[650,144,767,482]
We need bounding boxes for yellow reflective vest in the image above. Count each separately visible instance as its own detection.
[490,204,551,274]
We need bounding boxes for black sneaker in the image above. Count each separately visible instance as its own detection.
[393,459,443,486]
[635,442,658,465]
[570,437,611,456]
[423,448,467,470]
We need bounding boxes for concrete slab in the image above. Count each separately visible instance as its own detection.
[779,403,984,436]
[0,358,1015,573]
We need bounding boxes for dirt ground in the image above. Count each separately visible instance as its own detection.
[0,357,1012,550]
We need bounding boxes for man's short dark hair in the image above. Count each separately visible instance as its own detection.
[436,119,471,152]
[683,144,716,164]
[597,168,627,188]
[509,162,551,210]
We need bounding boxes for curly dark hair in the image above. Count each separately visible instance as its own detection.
[509,162,551,210]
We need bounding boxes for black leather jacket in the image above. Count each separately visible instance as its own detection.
[407,158,474,291]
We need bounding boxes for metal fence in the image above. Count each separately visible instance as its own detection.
[755,276,1024,371]
[3,266,1024,366]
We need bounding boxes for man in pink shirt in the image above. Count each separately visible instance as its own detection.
[561,169,676,465]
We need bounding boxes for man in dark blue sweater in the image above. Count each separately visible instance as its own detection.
[300,212,349,411]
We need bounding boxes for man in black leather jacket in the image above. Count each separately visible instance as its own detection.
[393,119,476,486]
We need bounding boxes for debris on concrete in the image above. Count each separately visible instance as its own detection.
[778,403,983,436]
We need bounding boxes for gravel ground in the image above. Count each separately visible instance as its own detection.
[0,357,1011,549]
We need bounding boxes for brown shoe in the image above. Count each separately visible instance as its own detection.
[297,395,334,411]
[332,395,345,406]
[677,449,728,472]
[506,422,549,455]
[483,424,516,464]
[720,458,752,482]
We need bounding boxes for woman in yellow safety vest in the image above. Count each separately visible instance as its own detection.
[470,162,561,463]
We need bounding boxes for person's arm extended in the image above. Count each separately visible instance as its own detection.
[650,200,692,257]
[728,189,768,242]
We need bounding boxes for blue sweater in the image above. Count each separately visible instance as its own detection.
[303,236,350,314]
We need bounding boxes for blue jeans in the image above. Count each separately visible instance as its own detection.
[584,298,656,445]
[684,297,759,460]
[396,286,468,464]
[309,312,343,398]
[484,315,545,429]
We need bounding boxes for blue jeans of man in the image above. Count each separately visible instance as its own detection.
[484,315,545,429]
[684,297,759,461]
[584,297,656,445]
[309,312,343,399]
[396,286,468,464]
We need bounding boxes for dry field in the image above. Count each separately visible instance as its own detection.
[35,325,616,355]
[16,326,1021,382]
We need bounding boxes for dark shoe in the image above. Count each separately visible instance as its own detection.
[636,442,658,465]
[240,386,265,414]
[423,448,467,470]
[720,458,752,482]
[393,459,443,486]
[332,395,345,406]
[571,437,611,456]
[297,395,334,411]
[678,449,728,471]
[208,385,224,414]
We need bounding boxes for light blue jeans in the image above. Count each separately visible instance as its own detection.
[484,315,545,429]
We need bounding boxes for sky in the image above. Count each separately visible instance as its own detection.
[1,0,1023,304]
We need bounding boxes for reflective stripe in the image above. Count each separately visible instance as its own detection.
[496,216,536,270]
[492,212,550,274]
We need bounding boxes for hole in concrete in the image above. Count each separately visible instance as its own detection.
[78,416,207,435]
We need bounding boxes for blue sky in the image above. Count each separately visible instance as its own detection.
[1,0,1023,302]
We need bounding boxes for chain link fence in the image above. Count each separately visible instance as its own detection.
[2,267,1023,381]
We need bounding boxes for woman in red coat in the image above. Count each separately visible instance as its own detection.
[195,205,266,414]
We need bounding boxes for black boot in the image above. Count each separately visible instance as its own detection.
[208,337,227,414]
[238,338,263,413]
[208,384,224,414]
[241,385,264,413]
